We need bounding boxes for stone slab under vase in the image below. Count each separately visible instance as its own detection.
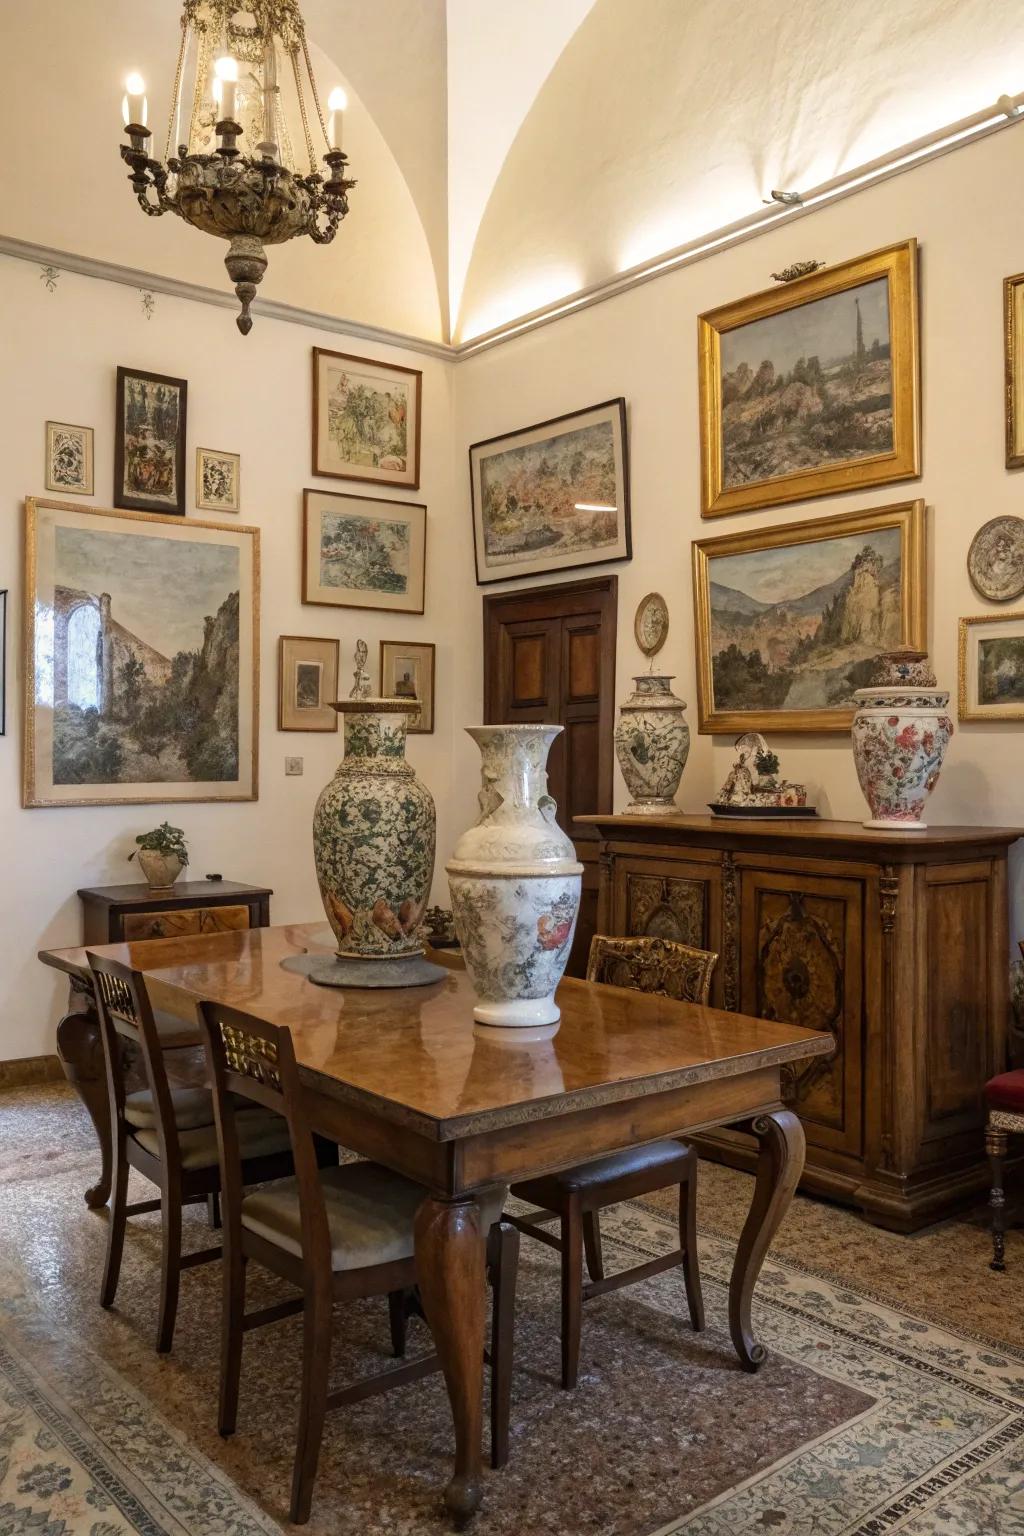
[281,952,447,989]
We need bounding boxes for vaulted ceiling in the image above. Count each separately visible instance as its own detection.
[4,0,1022,344]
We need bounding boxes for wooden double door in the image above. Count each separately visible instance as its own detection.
[483,576,617,975]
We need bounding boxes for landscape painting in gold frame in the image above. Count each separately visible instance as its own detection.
[698,241,920,518]
[1003,273,1024,467]
[958,612,1024,722]
[692,499,926,734]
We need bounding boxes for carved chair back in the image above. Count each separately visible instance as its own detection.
[586,934,718,1006]
[88,952,180,1165]
[198,1000,331,1283]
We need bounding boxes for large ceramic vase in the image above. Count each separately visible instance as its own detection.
[851,649,954,830]
[313,698,436,960]
[447,725,583,1028]
[614,674,690,815]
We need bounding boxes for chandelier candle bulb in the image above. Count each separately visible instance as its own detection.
[327,87,347,152]
[214,55,238,126]
[122,73,147,128]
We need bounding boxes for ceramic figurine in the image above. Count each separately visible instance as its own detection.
[710,732,810,816]
[851,648,953,830]
[312,646,436,972]
[447,725,582,1027]
[350,637,372,699]
[614,674,690,815]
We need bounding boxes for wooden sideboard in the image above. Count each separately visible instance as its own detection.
[78,879,273,943]
[578,813,1021,1231]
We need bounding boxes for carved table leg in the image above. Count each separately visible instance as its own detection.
[414,1194,487,1527]
[54,979,112,1209]
[729,1109,805,1372]
[986,1123,1008,1272]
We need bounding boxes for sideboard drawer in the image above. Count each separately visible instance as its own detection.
[121,904,252,942]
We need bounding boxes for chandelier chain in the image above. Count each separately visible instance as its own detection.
[289,45,317,173]
[300,33,332,150]
[164,19,191,160]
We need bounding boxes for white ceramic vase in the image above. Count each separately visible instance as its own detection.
[614,674,690,815]
[447,725,583,1027]
[851,649,954,830]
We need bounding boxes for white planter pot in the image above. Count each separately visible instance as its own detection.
[136,850,183,891]
[447,725,582,1027]
[851,650,954,830]
[614,674,690,815]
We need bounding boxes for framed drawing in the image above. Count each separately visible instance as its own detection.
[959,612,1024,721]
[278,635,339,731]
[1004,273,1024,468]
[380,639,435,733]
[24,497,259,807]
[693,499,926,733]
[469,398,630,585]
[302,490,426,614]
[698,241,920,517]
[114,366,188,516]
[0,589,6,736]
[312,347,422,489]
[45,422,94,496]
[196,448,240,513]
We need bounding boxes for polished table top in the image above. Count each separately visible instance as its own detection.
[41,923,833,1141]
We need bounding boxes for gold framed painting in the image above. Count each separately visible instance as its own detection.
[693,499,926,733]
[698,241,920,518]
[45,422,94,496]
[278,635,339,731]
[302,489,426,614]
[958,611,1024,721]
[24,497,259,806]
[1004,273,1024,468]
[312,347,422,489]
[380,639,435,733]
[196,447,240,512]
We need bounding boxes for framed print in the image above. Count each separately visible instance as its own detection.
[469,398,630,585]
[312,347,422,489]
[45,422,94,496]
[380,639,435,733]
[302,490,426,613]
[278,635,339,731]
[693,499,926,733]
[1004,273,1024,467]
[23,497,258,806]
[959,612,1024,721]
[196,447,240,513]
[114,366,187,516]
[0,589,6,736]
[698,241,920,517]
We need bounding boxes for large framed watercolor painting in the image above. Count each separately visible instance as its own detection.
[302,489,426,613]
[469,398,630,585]
[692,499,926,734]
[114,366,188,516]
[698,242,920,518]
[312,348,422,489]
[24,498,259,807]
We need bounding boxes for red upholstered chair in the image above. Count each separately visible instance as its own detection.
[985,1069,1024,1270]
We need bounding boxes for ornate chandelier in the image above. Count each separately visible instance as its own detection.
[119,1,354,334]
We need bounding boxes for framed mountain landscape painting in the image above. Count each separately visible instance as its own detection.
[312,348,422,489]
[302,489,426,613]
[698,242,920,517]
[469,398,630,584]
[692,499,926,733]
[24,497,258,806]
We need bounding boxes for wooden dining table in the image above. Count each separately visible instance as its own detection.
[39,921,833,1524]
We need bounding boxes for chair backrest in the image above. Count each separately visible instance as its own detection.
[197,1000,331,1282]
[586,934,718,1006]
[88,952,179,1165]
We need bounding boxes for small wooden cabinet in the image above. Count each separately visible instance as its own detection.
[79,880,273,944]
[579,813,1021,1231]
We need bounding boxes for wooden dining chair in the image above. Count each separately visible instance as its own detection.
[510,934,717,1389]
[89,953,296,1354]
[198,997,519,1525]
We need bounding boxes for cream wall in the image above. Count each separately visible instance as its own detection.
[454,124,1024,942]
[0,254,458,1059]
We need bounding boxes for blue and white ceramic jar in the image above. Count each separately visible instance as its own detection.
[851,649,953,830]
[447,725,582,1027]
[614,674,690,815]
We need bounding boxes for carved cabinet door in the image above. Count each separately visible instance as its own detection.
[610,854,726,1006]
[740,867,864,1158]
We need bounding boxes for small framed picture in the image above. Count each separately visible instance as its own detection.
[312,347,422,489]
[278,635,340,731]
[0,588,7,736]
[380,640,435,733]
[46,422,94,495]
[115,366,187,516]
[958,612,1024,721]
[196,448,240,513]
[302,489,426,613]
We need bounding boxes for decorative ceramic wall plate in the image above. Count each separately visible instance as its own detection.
[967,515,1024,602]
[634,592,669,656]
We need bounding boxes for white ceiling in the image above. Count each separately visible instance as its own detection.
[4,0,1023,344]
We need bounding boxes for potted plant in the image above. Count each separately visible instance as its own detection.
[128,822,189,892]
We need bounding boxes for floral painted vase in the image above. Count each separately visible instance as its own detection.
[446,725,583,1028]
[313,697,436,959]
[851,649,954,830]
[614,674,690,815]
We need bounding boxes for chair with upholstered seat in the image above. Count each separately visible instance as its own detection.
[198,997,519,1525]
[89,953,297,1354]
[510,934,716,1389]
[985,1068,1024,1270]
